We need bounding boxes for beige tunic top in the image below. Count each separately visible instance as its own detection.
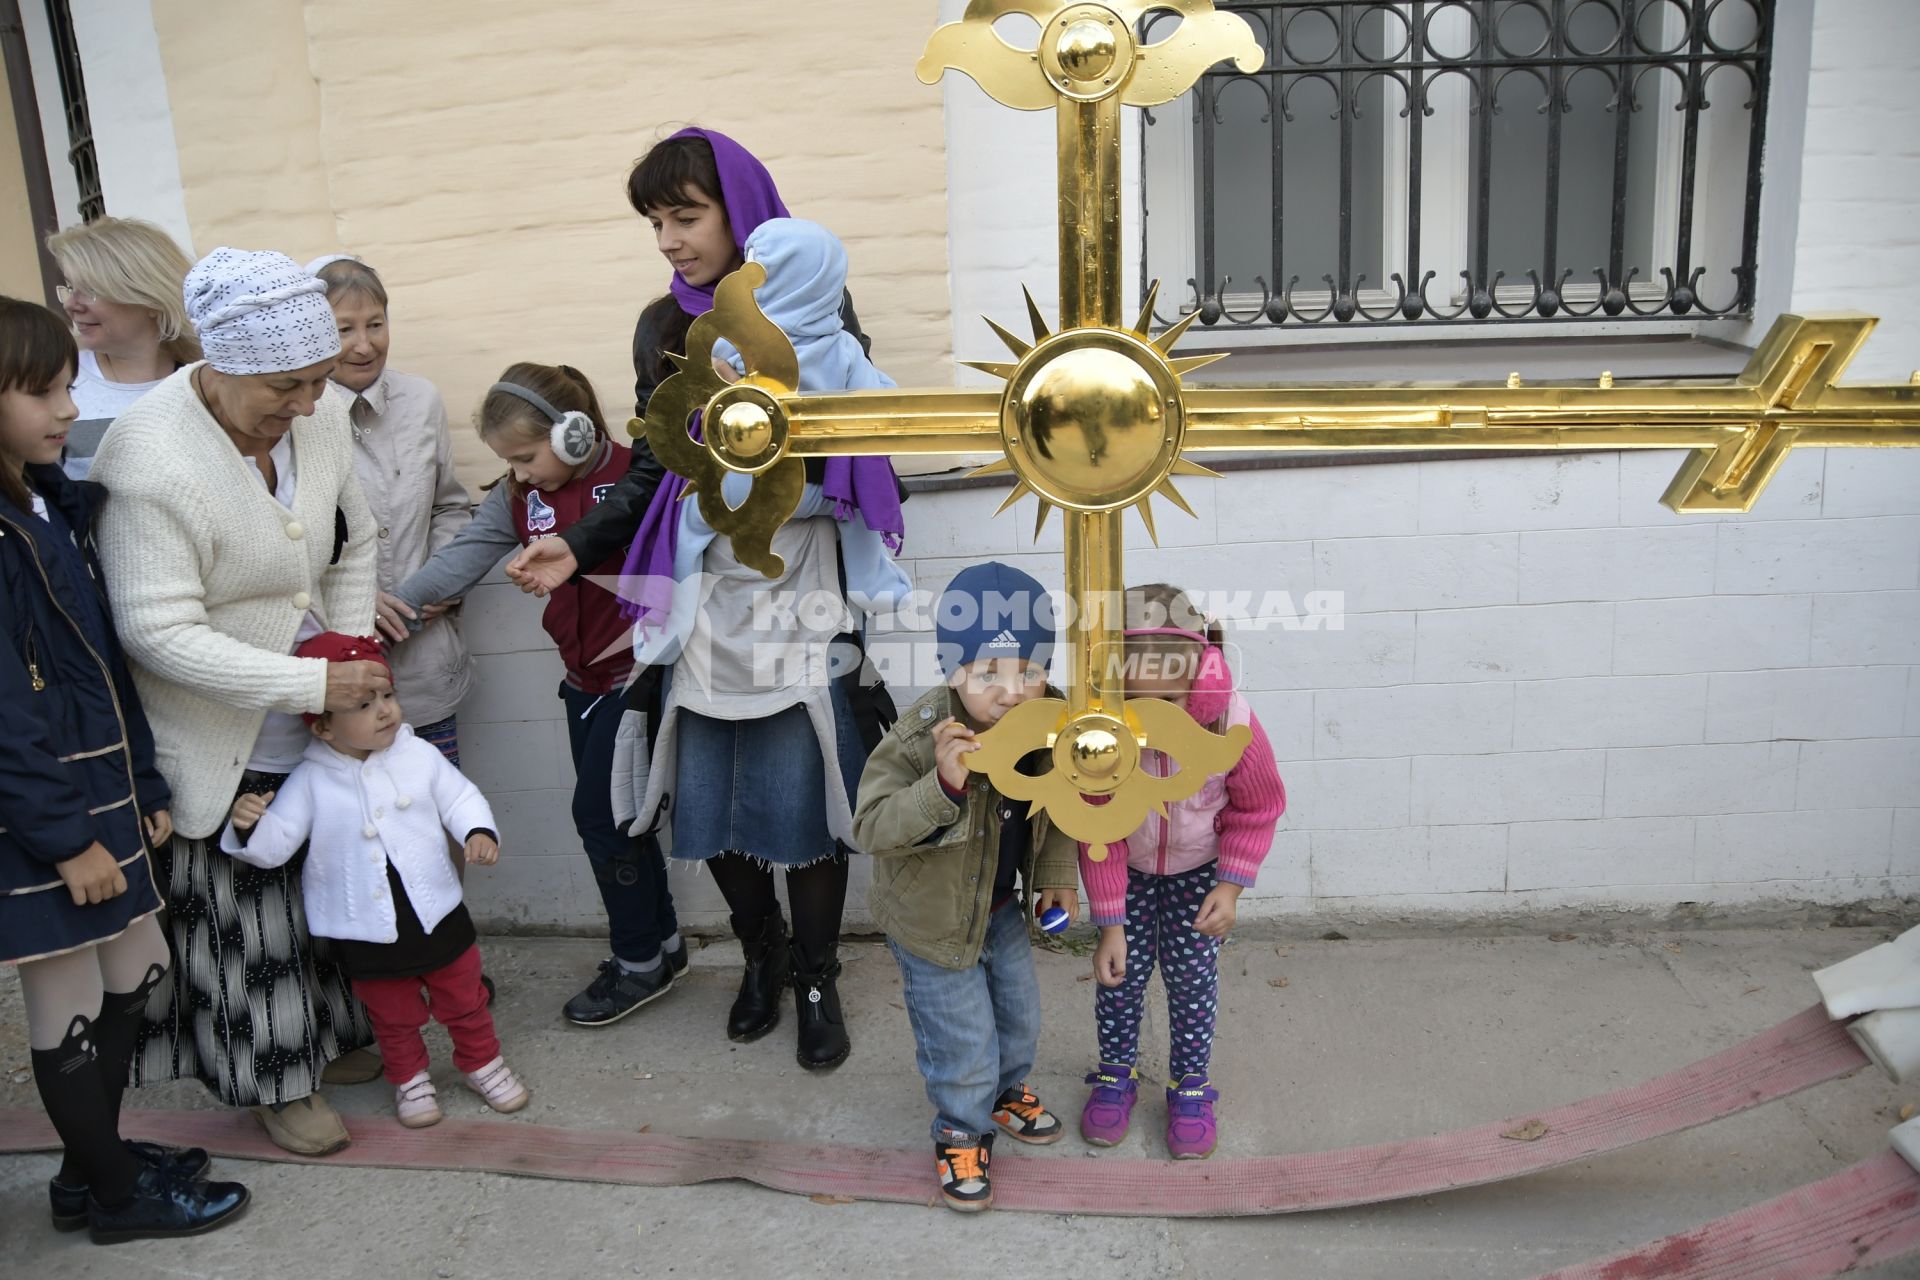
[334,370,474,726]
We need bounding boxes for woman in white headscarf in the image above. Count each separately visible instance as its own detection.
[91,248,386,1156]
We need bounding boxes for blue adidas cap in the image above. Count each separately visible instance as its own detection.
[935,561,1057,676]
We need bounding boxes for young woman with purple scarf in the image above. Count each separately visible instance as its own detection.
[510,130,902,1068]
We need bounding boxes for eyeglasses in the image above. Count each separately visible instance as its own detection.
[55,285,98,307]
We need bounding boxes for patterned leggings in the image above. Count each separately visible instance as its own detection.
[1095,861,1220,1080]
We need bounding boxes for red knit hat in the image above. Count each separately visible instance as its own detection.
[295,632,390,723]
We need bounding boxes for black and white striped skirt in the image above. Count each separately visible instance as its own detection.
[132,771,374,1106]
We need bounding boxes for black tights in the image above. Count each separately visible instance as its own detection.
[707,850,847,963]
[20,915,171,1203]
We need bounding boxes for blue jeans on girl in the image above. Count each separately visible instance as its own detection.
[560,681,678,964]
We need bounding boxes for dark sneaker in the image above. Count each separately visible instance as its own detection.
[934,1132,994,1212]
[51,1143,212,1232]
[563,958,674,1026]
[992,1083,1064,1145]
[663,939,690,979]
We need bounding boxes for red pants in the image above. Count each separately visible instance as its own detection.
[350,945,500,1085]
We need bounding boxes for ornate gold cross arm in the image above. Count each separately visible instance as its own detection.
[633,1,1920,848]
[1179,313,1920,512]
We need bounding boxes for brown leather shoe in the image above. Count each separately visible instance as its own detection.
[321,1047,383,1086]
[249,1095,350,1156]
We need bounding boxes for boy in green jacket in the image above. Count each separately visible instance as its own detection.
[853,561,1081,1213]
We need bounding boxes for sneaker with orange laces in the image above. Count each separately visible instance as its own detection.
[992,1084,1064,1145]
[934,1132,995,1212]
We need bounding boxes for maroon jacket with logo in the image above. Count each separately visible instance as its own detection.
[509,442,633,694]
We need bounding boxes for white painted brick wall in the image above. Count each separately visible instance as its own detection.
[455,447,1920,932]
[810,446,1914,928]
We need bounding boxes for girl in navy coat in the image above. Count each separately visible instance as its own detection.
[0,297,247,1243]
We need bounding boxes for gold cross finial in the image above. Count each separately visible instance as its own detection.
[916,1,1262,111]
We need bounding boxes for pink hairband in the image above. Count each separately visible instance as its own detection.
[1123,626,1212,643]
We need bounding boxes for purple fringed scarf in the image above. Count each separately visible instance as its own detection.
[822,458,902,553]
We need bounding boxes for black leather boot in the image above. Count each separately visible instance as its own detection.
[790,941,850,1071]
[727,913,789,1042]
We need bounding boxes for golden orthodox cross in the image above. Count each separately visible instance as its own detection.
[635,0,1920,851]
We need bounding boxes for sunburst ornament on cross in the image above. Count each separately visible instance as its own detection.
[633,0,1920,850]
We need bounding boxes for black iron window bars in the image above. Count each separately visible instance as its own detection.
[1142,0,1773,330]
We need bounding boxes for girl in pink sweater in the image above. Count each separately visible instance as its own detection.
[1077,584,1286,1159]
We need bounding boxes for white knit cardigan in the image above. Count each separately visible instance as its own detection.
[218,725,495,943]
[92,365,378,839]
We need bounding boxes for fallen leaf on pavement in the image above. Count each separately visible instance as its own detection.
[1076,972,1093,982]
[1501,1119,1550,1142]
[1902,1103,1916,1122]
[1549,933,1576,942]
[1664,942,1683,954]
[810,1194,855,1206]
[1268,977,1290,988]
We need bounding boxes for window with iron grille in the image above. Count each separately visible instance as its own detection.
[42,0,100,222]
[1140,0,1772,331]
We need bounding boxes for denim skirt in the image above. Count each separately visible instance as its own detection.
[668,676,867,866]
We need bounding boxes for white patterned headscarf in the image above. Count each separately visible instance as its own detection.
[184,247,341,376]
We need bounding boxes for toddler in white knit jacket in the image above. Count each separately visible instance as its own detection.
[221,631,529,1129]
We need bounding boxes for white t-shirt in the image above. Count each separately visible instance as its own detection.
[63,350,170,482]
[244,432,325,772]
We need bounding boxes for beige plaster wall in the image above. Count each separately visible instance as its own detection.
[0,54,47,301]
[150,0,952,490]
[149,0,334,256]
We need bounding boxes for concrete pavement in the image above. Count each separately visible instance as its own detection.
[4,923,1919,1278]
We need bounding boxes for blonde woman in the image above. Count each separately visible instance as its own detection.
[45,218,199,480]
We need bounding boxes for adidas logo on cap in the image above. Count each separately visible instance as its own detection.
[981,629,1022,651]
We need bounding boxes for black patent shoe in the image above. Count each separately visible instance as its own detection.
[50,1142,213,1232]
[563,957,674,1027]
[87,1163,249,1244]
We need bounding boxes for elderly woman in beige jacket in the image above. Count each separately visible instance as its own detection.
[92,248,388,1158]
[308,255,473,754]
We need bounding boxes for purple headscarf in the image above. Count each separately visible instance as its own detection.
[620,128,903,628]
[666,128,790,318]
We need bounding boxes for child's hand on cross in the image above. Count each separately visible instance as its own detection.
[932,717,979,792]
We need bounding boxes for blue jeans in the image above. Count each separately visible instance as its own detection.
[559,682,678,964]
[889,899,1042,1142]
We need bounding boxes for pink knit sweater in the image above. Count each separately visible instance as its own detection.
[1077,695,1286,926]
